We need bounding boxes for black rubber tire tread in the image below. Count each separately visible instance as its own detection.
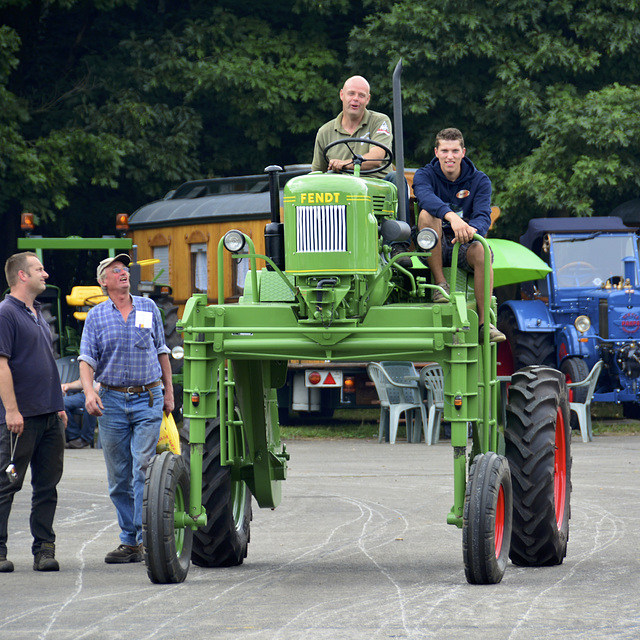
[463,452,513,585]
[142,451,193,584]
[155,295,183,420]
[560,357,589,430]
[498,309,555,372]
[156,296,182,374]
[505,366,572,567]
[560,357,589,404]
[180,417,252,567]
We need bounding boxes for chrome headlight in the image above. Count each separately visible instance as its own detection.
[223,230,246,253]
[416,228,438,251]
[575,315,591,334]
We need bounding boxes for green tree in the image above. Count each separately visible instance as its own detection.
[0,0,362,281]
[348,0,640,238]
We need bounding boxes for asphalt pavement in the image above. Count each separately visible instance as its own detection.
[1,432,639,640]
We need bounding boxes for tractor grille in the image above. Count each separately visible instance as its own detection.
[296,205,347,252]
[371,195,387,214]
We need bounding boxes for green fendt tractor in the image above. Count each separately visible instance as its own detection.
[142,63,571,586]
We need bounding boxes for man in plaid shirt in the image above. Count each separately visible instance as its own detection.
[79,254,174,564]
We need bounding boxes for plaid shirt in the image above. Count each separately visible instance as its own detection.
[79,295,170,387]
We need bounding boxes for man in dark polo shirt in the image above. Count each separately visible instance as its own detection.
[0,252,66,573]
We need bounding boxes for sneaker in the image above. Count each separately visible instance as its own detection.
[479,323,507,344]
[390,242,412,268]
[0,555,14,573]
[432,281,450,303]
[66,437,91,449]
[33,543,59,571]
[105,543,143,564]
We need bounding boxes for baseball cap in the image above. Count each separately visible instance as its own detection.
[96,253,131,281]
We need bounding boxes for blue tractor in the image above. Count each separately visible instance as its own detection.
[497,216,640,419]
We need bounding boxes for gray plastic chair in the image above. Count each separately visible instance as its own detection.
[566,360,603,442]
[366,361,427,444]
[419,364,445,444]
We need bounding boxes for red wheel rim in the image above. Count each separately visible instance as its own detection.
[554,407,567,529]
[564,373,576,402]
[495,484,505,557]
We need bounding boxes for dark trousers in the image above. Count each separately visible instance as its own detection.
[0,413,65,556]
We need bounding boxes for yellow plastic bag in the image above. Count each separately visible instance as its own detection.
[157,412,180,454]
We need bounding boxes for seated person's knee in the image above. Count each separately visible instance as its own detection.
[418,209,440,231]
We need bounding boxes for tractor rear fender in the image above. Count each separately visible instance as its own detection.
[498,300,556,333]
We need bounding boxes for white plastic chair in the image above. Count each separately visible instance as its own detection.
[366,361,427,444]
[566,360,603,443]
[419,364,445,444]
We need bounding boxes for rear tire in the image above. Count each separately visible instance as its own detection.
[463,452,513,585]
[505,366,571,566]
[497,309,555,374]
[180,416,252,567]
[560,357,589,430]
[156,295,183,421]
[142,451,193,583]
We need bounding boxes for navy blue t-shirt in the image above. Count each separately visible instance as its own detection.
[0,295,64,423]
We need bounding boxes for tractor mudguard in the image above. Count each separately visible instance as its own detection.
[498,300,556,333]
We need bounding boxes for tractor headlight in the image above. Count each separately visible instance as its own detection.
[416,228,438,252]
[171,345,184,360]
[575,315,591,334]
[223,230,246,253]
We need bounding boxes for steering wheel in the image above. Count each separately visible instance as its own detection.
[323,137,393,176]
[557,261,598,287]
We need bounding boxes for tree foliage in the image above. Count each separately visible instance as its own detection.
[0,0,357,265]
[2,0,640,268]
[349,0,640,237]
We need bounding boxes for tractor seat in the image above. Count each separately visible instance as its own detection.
[66,286,108,321]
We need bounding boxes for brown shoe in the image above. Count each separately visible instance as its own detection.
[479,323,507,344]
[432,281,450,303]
[33,543,59,571]
[105,543,143,564]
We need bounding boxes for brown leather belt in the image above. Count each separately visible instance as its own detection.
[101,380,162,394]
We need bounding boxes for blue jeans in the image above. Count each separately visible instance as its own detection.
[64,392,97,444]
[98,386,163,546]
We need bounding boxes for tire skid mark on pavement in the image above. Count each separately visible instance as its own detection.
[37,521,116,640]
[507,502,624,640]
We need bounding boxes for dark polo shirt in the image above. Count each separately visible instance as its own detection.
[0,295,63,423]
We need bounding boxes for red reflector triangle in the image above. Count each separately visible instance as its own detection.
[324,373,336,385]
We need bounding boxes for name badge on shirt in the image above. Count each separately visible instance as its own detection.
[135,310,153,329]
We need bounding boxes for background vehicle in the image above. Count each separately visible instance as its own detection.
[141,62,572,587]
[497,216,640,419]
[16,225,183,415]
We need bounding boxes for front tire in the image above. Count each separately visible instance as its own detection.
[181,416,252,567]
[142,451,193,584]
[463,452,513,584]
[505,366,571,566]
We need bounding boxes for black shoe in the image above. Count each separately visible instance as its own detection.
[105,543,143,564]
[67,438,91,449]
[33,543,59,571]
[390,242,412,268]
[0,555,14,573]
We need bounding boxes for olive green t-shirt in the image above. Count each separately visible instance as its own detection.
[311,109,393,178]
